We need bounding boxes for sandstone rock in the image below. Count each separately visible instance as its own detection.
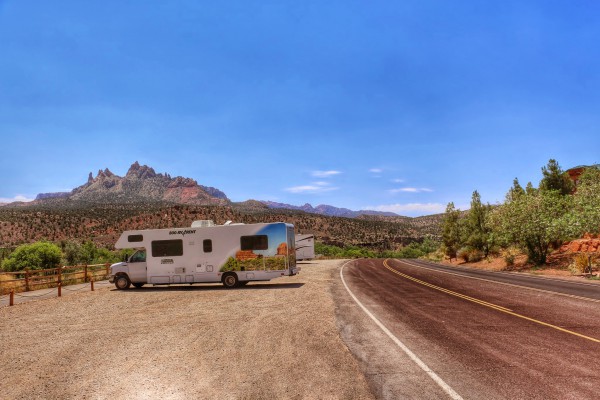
[569,242,582,252]
[277,243,288,256]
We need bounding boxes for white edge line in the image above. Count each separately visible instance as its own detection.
[340,260,463,400]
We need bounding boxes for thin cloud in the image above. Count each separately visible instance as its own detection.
[369,168,383,173]
[389,187,433,193]
[0,195,34,203]
[391,178,405,183]
[285,184,339,194]
[365,203,446,216]
[311,170,342,178]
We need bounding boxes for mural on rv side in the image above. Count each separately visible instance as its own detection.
[220,224,295,272]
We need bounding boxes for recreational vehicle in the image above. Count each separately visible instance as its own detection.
[109,221,299,289]
[295,233,315,261]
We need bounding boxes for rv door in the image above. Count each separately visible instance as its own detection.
[128,249,147,283]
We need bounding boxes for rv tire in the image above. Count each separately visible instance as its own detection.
[114,274,131,290]
[222,273,239,289]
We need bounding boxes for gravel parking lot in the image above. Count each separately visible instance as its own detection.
[0,260,374,400]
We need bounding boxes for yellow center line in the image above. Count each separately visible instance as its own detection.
[383,259,600,343]
[401,259,600,305]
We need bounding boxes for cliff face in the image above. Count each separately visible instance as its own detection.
[42,162,230,206]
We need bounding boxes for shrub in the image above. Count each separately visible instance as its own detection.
[457,247,470,262]
[468,249,484,263]
[569,254,592,275]
[1,242,62,272]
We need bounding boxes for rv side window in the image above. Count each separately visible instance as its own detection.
[240,235,268,251]
[128,234,143,242]
[151,239,183,257]
[203,239,212,253]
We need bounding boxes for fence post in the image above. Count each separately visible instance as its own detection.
[10,289,14,306]
[91,278,94,292]
[105,263,109,276]
[58,266,62,285]
[84,264,88,283]
[58,282,61,297]
[25,269,30,292]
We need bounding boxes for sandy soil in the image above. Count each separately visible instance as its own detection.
[0,260,374,400]
[440,254,600,283]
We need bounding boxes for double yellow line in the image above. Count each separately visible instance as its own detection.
[383,259,600,343]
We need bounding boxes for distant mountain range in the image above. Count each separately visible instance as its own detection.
[259,201,398,218]
[23,162,398,218]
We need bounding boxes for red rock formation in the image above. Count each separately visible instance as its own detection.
[236,250,259,261]
[168,177,198,188]
[277,243,288,256]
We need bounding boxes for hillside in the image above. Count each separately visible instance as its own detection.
[0,162,443,251]
[0,202,440,251]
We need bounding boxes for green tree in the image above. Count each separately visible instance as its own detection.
[62,240,83,266]
[539,159,574,195]
[80,241,97,264]
[441,202,462,260]
[570,167,600,235]
[525,181,536,195]
[465,191,494,257]
[490,190,575,265]
[1,241,62,272]
[506,178,525,202]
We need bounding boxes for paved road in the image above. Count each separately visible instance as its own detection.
[340,258,600,399]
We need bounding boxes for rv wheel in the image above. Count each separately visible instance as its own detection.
[222,273,239,289]
[114,274,131,290]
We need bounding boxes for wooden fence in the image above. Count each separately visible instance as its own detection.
[0,263,111,296]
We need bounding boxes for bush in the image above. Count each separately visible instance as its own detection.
[569,254,592,275]
[1,242,62,272]
[456,247,483,263]
[468,249,484,263]
[504,254,515,267]
[457,247,470,262]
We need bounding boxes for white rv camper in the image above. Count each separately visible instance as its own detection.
[295,233,315,261]
[109,221,298,289]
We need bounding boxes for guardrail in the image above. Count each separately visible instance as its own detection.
[0,263,111,296]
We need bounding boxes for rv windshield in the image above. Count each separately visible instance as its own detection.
[129,249,146,263]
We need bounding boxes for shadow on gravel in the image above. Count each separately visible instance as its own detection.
[112,282,305,292]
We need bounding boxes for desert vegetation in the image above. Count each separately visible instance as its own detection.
[441,159,600,269]
[0,201,440,269]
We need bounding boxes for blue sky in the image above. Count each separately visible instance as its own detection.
[1,1,599,216]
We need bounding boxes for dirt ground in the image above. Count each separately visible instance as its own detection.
[0,260,374,400]
[440,253,600,283]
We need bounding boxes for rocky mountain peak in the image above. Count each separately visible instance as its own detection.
[36,162,230,206]
[126,161,157,179]
[168,176,198,188]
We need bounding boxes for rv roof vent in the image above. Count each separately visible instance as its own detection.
[222,220,245,226]
[191,220,215,228]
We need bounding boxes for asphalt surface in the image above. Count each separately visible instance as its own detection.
[339,258,600,399]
